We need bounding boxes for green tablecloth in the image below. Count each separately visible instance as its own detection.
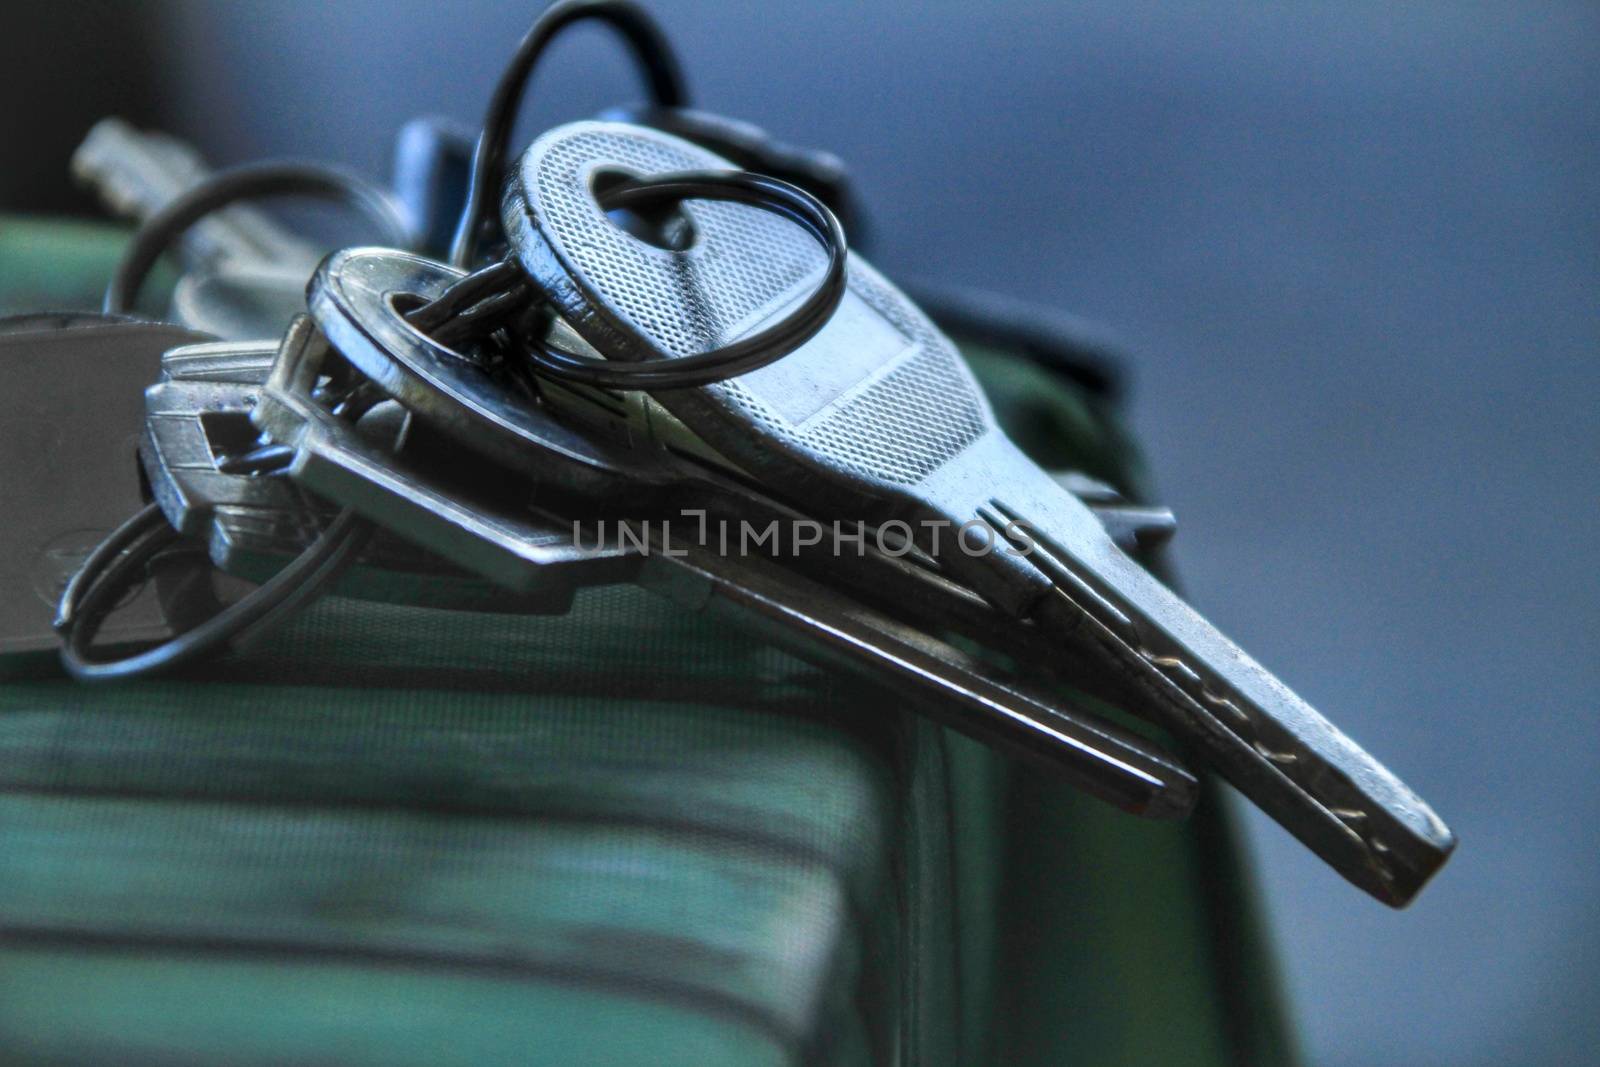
[0,216,1296,1065]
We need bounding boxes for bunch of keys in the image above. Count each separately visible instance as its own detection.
[41,2,1453,907]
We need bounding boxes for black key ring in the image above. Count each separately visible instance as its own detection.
[524,168,848,390]
[55,502,370,682]
[450,0,687,268]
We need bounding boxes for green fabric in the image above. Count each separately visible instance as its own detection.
[0,217,170,316]
[0,216,1296,1065]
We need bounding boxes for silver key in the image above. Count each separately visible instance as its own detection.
[72,118,320,276]
[304,248,1174,664]
[253,319,638,597]
[72,119,323,339]
[255,278,1199,820]
[144,338,607,614]
[499,120,1455,906]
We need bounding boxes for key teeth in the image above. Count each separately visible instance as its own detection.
[1369,840,1398,888]
[1201,691,1250,729]
[1133,606,1419,896]
[1147,653,1201,690]
[1125,591,1424,898]
[1144,651,1252,735]
[990,495,1448,906]
[1137,607,1421,898]
[1251,741,1300,766]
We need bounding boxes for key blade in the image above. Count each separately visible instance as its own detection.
[984,460,1456,907]
[635,529,1198,821]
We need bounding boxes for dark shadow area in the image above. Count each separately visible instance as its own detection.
[0,3,164,214]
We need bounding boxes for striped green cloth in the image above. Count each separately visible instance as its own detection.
[0,216,1295,1066]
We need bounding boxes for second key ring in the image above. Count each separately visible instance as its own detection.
[54,502,372,683]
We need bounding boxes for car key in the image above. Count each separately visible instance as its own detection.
[256,287,1198,819]
[142,338,602,614]
[499,120,1454,906]
[0,315,216,675]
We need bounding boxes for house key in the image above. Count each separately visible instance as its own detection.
[497,120,1455,906]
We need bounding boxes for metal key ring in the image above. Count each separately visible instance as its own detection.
[523,169,848,390]
[55,502,370,682]
[450,0,687,268]
[104,161,411,315]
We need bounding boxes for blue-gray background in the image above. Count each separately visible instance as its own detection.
[5,2,1596,1063]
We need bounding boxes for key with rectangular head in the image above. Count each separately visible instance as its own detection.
[144,337,617,614]
[253,279,1198,820]
[497,120,1455,906]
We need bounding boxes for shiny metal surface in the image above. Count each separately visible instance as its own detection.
[276,269,1198,818]
[501,121,1455,906]
[305,246,1177,655]
[145,337,593,613]
[248,318,638,606]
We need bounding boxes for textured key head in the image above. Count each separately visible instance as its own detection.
[503,121,999,510]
